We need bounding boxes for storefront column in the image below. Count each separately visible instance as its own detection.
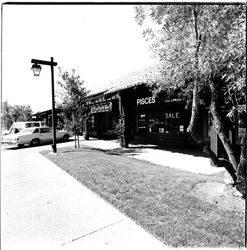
[83,117,89,140]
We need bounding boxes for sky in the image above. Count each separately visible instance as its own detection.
[2,4,157,113]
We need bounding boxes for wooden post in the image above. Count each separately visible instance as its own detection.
[73,115,77,148]
[84,117,89,140]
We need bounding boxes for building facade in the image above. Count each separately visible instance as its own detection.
[32,108,64,129]
[83,68,244,158]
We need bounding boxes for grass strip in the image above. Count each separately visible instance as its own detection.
[41,146,245,247]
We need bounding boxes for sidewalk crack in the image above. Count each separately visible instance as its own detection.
[61,219,125,247]
[2,175,61,188]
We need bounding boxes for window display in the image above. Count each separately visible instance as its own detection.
[164,117,182,134]
[149,113,164,133]
[148,112,184,134]
[89,115,95,129]
[237,117,246,141]
[136,114,146,133]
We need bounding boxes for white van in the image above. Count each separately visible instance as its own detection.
[8,121,46,134]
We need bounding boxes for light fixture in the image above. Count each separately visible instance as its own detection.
[31,63,42,76]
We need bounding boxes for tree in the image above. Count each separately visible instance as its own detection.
[1,101,13,130]
[11,104,33,122]
[135,4,246,196]
[1,100,33,130]
[56,68,89,147]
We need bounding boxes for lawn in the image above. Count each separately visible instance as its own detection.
[41,146,245,247]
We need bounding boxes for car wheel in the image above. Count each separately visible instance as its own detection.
[18,144,24,148]
[30,138,40,146]
[63,134,70,142]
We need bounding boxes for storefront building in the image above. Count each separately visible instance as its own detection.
[32,108,64,129]
[84,68,245,158]
[84,70,209,148]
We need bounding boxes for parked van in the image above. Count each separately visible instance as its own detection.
[7,121,46,134]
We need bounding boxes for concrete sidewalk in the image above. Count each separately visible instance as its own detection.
[1,142,167,250]
[77,138,225,175]
[2,138,225,250]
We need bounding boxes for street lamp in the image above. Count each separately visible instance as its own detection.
[31,63,42,76]
[31,57,58,153]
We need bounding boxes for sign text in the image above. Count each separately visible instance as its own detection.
[91,102,112,114]
[164,112,180,119]
[137,96,156,105]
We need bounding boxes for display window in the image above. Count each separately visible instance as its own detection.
[164,118,182,134]
[149,113,164,133]
[89,115,95,129]
[237,117,246,141]
[107,113,118,130]
[136,114,146,133]
[148,112,184,135]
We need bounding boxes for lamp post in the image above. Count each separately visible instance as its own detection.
[31,57,58,153]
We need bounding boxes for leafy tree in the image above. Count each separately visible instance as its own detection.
[1,100,33,130]
[56,68,89,147]
[11,104,33,122]
[135,4,246,195]
[1,101,13,130]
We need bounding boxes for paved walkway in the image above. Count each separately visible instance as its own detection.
[2,138,226,250]
[1,142,167,250]
[78,138,225,175]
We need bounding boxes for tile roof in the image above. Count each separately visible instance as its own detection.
[105,64,160,94]
[87,64,161,97]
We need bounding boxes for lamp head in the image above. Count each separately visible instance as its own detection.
[31,63,42,76]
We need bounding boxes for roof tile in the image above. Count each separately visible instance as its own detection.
[104,64,160,94]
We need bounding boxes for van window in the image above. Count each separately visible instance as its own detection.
[26,122,41,128]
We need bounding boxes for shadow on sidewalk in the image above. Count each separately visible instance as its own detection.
[57,146,143,156]
[128,140,209,158]
[59,138,209,158]
[83,137,208,158]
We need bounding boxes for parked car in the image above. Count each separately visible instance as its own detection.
[2,127,73,147]
[4,121,46,136]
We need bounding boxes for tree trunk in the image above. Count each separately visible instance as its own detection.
[236,132,247,197]
[73,116,77,148]
[209,81,238,171]
[120,135,128,148]
[187,6,237,183]
[118,94,129,148]
[187,81,237,183]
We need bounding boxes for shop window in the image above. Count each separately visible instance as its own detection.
[165,112,184,134]
[107,113,117,130]
[136,114,146,133]
[164,119,182,134]
[149,113,164,133]
[237,117,246,141]
[148,112,184,134]
[90,115,95,129]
